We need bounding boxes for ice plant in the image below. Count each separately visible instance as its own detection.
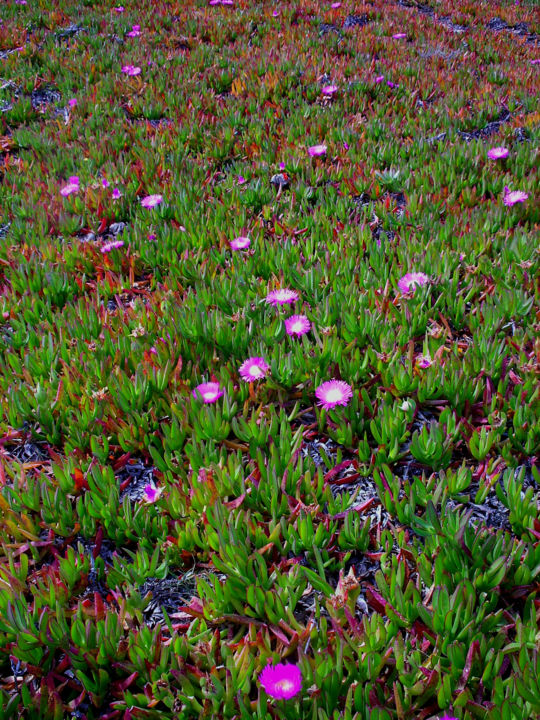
[322,84,338,96]
[192,382,224,403]
[416,355,432,369]
[239,357,270,382]
[121,65,141,76]
[101,240,124,253]
[316,380,353,410]
[230,236,251,251]
[113,6,125,11]
[259,663,302,700]
[503,186,528,206]
[143,485,163,503]
[237,175,247,184]
[102,178,110,188]
[375,75,385,83]
[112,187,122,199]
[60,176,80,196]
[393,33,407,39]
[141,194,163,208]
[68,98,77,107]
[265,288,299,306]
[127,24,141,37]
[308,144,327,158]
[398,272,429,294]
[487,147,509,160]
[285,315,311,337]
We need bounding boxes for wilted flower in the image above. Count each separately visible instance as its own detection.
[239,357,270,381]
[503,186,528,206]
[143,485,163,503]
[259,663,302,700]
[285,315,311,337]
[230,236,250,251]
[141,194,163,208]
[398,272,429,294]
[487,147,509,160]
[101,240,124,253]
[316,380,353,410]
[265,288,299,306]
[322,84,338,96]
[121,65,141,76]
[308,144,327,157]
[192,382,224,403]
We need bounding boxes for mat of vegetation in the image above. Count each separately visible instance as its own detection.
[0,0,538,718]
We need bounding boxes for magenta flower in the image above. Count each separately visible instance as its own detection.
[101,240,124,253]
[416,355,432,369]
[60,176,80,196]
[237,175,247,184]
[112,187,122,199]
[316,380,353,410]
[102,178,110,188]
[230,236,251,251]
[387,81,398,88]
[531,59,540,65]
[127,25,141,37]
[143,485,163,503]
[322,84,338,96]
[398,272,429,294]
[279,162,286,170]
[487,147,509,160]
[503,187,528,206]
[265,288,299,306]
[192,382,224,403]
[148,233,157,241]
[331,2,342,7]
[239,357,270,382]
[68,98,77,107]
[114,6,125,11]
[308,144,327,158]
[285,315,311,337]
[375,75,385,83]
[141,194,163,208]
[272,9,280,16]
[121,65,141,76]
[393,33,407,39]
[259,663,302,700]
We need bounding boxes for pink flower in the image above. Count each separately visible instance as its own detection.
[315,380,353,410]
[148,233,157,241]
[230,236,251,251]
[239,357,270,382]
[279,162,286,170]
[68,98,77,107]
[322,84,338,96]
[143,485,163,503]
[237,175,247,184]
[112,187,122,199]
[416,355,432,369]
[375,75,385,83]
[398,272,429,294]
[265,288,299,306]
[101,240,124,253]
[114,6,125,12]
[127,25,141,37]
[331,2,342,7]
[141,194,163,208]
[487,147,509,160]
[531,59,540,65]
[272,9,280,16]
[121,65,141,76]
[192,382,224,403]
[102,178,110,188]
[387,81,398,88]
[503,187,528,206]
[285,315,311,337]
[393,33,407,39]
[343,142,349,150]
[308,144,327,158]
[259,663,302,700]
[60,176,80,196]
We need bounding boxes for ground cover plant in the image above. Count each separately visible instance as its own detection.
[0,0,538,717]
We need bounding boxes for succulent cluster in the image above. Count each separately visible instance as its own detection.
[0,0,538,719]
